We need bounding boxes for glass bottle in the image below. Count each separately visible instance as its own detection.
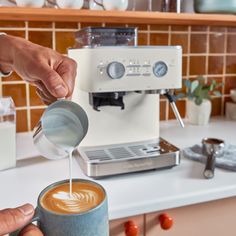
[161,0,181,13]
[0,97,16,171]
[147,0,152,11]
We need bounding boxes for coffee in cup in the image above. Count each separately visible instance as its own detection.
[10,179,109,236]
[40,181,105,214]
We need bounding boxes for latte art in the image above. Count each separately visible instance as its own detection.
[52,190,98,213]
[40,181,105,214]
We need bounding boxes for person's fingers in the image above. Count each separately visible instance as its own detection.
[31,81,45,92]
[40,64,68,98]
[36,88,56,105]
[0,204,34,235]
[19,224,43,236]
[35,90,51,105]
[35,82,57,101]
[55,57,77,98]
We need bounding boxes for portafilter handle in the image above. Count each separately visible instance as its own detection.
[202,138,225,179]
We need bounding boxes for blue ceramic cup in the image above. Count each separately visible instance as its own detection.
[10,179,109,236]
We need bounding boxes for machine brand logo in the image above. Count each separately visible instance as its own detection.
[123,160,153,170]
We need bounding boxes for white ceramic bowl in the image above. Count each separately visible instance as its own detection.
[103,0,128,11]
[16,0,45,7]
[230,89,236,103]
[89,0,104,10]
[56,0,84,9]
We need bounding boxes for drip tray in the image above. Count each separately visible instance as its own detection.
[76,138,180,178]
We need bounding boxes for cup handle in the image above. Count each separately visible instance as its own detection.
[9,207,40,236]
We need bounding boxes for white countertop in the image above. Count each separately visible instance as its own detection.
[1,117,236,220]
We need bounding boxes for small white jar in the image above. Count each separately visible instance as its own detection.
[230,89,236,103]
[186,99,212,125]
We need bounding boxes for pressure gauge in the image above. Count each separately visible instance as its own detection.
[107,62,125,79]
[153,61,168,77]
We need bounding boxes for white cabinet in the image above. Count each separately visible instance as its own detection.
[145,197,236,236]
[110,214,144,236]
[109,197,236,236]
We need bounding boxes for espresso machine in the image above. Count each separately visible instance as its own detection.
[68,27,183,178]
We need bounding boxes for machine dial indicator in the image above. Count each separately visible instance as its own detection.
[153,61,168,77]
[107,61,125,79]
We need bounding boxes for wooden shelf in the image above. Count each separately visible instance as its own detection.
[0,7,236,26]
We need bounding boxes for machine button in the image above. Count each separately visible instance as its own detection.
[107,62,125,79]
[153,61,168,77]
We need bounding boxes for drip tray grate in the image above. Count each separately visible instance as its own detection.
[77,138,180,178]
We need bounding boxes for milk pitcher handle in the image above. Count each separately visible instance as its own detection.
[9,208,40,236]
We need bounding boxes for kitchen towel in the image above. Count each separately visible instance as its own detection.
[183,143,236,171]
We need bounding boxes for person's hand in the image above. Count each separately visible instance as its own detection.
[0,204,43,236]
[0,35,77,105]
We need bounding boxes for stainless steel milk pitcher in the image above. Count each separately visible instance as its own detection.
[33,100,88,159]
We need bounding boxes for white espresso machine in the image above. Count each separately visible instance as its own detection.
[68,27,183,178]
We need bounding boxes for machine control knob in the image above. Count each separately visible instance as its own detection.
[124,220,139,236]
[107,61,125,79]
[153,61,168,77]
[159,213,173,230]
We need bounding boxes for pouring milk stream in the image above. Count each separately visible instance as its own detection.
[33,99,89,198]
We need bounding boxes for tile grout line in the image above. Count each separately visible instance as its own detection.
[147,24,150,46]
[0,27,80,32]
[206,26,210,82]
[183,53,236,56]
[187,26,191,80]
[52,22,56,51]
[0,27,26,31]
[222,27,228,115]
[25,21,32,132]
[1,80,26,84]
[184,25,191,117]
[16,105,47,110]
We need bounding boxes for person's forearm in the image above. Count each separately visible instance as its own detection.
[0,33,76,101]
[0,34,14,73]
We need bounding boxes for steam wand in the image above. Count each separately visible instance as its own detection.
[164,90,185,128]
[140,89,185,128]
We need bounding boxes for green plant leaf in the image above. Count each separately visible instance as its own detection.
[182,75,223,102]
[209,83,214,91]
[184,80,191,89]
[201,88,210,99]
[193,85,203,97]
[190,80,199,93]
[215,82,224,89]
[197,76,205,86]
[195,97,203,105]
[186,91,194,99]
[175,93,185,99]
[197,76,205,81]
[213,91,221,96]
